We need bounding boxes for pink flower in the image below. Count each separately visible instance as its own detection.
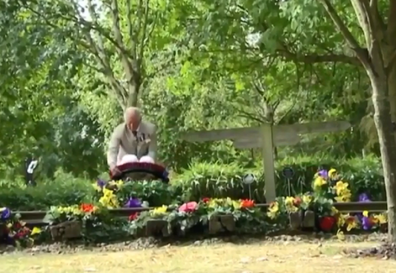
[178,201,198,213]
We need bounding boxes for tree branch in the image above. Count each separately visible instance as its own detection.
[277,48,360,65]
[350,0,375,47]
[110,0,136,83]
[138,0,150,66]
[319,0,369,65]
[126,0,135,56]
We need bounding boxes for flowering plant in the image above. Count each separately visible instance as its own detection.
[313,168,351,202]
[1,207,41,247]
[44,203,101,224]
[94,180,172,208]
[128,197,263,235]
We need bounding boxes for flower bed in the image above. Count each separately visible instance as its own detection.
[0,208,41,247]
[0,168,388,247]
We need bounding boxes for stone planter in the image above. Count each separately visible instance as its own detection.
[50,221,82,241]
[0,223,5,238]
[289,210,316,229]
[302,210,315,228]
[145,219,170,237]
[209,214,235,234]
[288,211,303,230]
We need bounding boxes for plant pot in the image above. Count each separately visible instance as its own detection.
[145,219,170,237]
[50,221,82,241]
[0,223,5,238]
[288,211,303,230]
[209,214,235,234]
[302,210,315,228]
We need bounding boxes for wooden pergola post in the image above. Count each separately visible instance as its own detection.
[181,121,351,202]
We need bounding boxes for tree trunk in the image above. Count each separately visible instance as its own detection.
[388,64,396,140]
[369,69,396,241]
[126,82,140,108]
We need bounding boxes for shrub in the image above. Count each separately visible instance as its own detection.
[0,172,96,210]
[173,155,385,202]
[0,155,386,211]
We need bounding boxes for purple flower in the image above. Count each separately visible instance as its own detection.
[124,198,141,208]
[359,193,371,202]
[96,179,106,188]
[0,208,11,220]
[362,216,372,230]
[318,170,328,179]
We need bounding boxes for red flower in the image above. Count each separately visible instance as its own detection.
[13,222,22,229]
[319,216,336,232]
[80,203,95,213]
[293,197,302,207]
[128,212,139,221]
[241,199,255,208]
[202,197,210,203]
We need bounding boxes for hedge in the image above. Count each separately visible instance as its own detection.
[0,155,386,211]
[172,155,385,202]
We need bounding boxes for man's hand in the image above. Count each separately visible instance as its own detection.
[110,165,121,176]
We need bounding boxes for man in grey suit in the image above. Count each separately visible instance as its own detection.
[107,107,157,174]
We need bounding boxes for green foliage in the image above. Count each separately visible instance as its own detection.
[116,180,177,207]
[173,155,385,202]
[0,156,386,211]
[0,173,96,210]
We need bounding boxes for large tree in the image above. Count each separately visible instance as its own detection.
[186,0,396,240]
[317,0,396,241]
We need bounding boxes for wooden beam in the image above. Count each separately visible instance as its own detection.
[181,121,351,142]
[233,133,300,148]
[275,121,351,135]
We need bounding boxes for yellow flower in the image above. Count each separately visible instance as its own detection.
[284,197,298,213]
[285,196,294,205]
[115,180,124,189]
[337,214,346,227]
[331,206,339,216]
[328,168,337,179]
[336,229,345,241]
[373,213,387,224]
[313,176,326,188]
[334,181,348,193]
[346,217,357,231]
[102,188,113,197]
[302,195,312,204]
[31,227,42,235]
[363,210,369,217]
[334,194,351,202]
[6,223,12,228]
[232,201,242,210]
[150,205,168,216]
[267,202,279,219]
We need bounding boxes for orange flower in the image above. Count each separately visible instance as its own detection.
[80,203,95,213]
[241,199,255,208]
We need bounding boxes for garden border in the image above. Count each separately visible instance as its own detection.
[18,201,387,226]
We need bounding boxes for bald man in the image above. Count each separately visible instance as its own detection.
[107,107,157,174]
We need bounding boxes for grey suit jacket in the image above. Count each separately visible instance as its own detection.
[107,121,157,168]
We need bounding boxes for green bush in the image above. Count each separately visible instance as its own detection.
[0,155,386,211]
[173,155,385,202]
[0,172,96,210]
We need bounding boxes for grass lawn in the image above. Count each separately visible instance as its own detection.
[0,241,395,273]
